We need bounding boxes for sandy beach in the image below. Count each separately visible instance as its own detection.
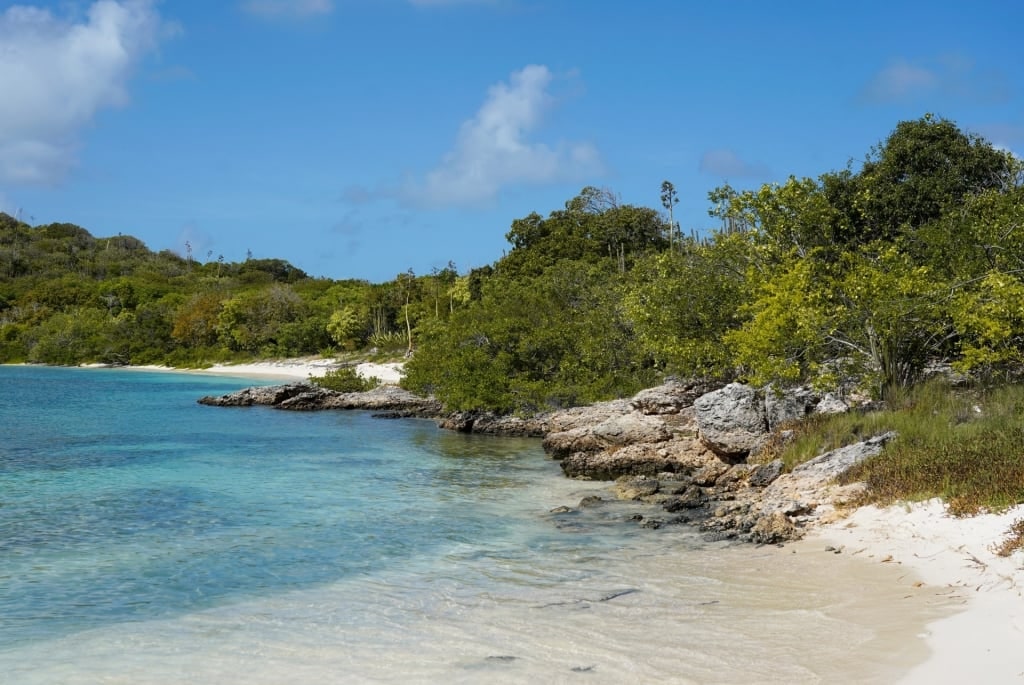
[199,358,405,384]
[95,358,406,385]
[809,500,1024,682]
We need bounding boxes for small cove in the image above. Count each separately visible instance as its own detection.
[0,366,957,683]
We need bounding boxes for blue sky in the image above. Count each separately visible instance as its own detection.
[1,0,1021,282]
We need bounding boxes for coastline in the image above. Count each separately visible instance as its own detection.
[809,500,1024,682]
[71,358,406,384]
[20,361,1024,678]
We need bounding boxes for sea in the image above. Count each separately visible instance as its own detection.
[0,365,952,684]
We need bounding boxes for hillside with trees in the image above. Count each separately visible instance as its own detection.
[2,115,1022,413]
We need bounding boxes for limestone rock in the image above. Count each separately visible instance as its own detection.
[615,476,660,500]
[790,432,897,480]
[557,437,714,480]
[545,399,633,434]
[437,411,546,436]
[197,382,314,407]
[764,386,817,431]
[693,383,767,459]
[814,392,850,415]
[749,512,797,544]
[630,379,718,415]
[748,459,784,487]
[543,413,671,460]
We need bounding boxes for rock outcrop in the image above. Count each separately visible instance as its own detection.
[539,379,883,544]
[198,382,442,416]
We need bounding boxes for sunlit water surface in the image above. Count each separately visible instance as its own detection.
[0,366,951,683]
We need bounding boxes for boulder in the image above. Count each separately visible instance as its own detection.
[615,476,660,500]
[814,392,850,415]
[437,411,546,436]
[557,437,715,480]
[545,399,633,434]
[543,413,671,459]
[764,386,817,431]
[749,512,798,544]
[630,379,718,416]
[790,432,897,480]
[693,383,767,459]
[747,459,784,487]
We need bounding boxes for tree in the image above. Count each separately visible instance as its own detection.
[660,180,678,251]
[725,244,950,397]
[624,232,751,378]
[855,114,1015,243]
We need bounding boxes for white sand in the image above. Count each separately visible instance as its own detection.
[199,359,405,384]
[74,358,406,384]
[810,499,1024,682]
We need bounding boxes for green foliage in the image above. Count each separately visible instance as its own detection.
[309,366,379,392]
[623,234,749,377]
[404,261,654,413]
[327,305,363,349]
[773,380,1024,514]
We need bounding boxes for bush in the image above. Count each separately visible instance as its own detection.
[309,366,379,392]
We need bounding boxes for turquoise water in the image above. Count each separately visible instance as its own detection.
[0,366,580,646]
[0,366,945,683]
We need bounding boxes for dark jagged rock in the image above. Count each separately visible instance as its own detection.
[197,382,314,407]
[437,411,547,437]
[198,383,442,416]
[748,459,784,487]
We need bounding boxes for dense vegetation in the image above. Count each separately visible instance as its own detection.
[4,114,1024,527]
[2,115,1022,416]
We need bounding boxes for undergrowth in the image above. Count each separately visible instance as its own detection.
[309,366,380,393]
[774,380,1024,515]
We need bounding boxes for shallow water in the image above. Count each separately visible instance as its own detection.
[0,366,952,683]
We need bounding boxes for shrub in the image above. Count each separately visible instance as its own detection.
[309,366,379,393]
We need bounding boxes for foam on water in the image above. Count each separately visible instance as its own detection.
[0,367,953,683]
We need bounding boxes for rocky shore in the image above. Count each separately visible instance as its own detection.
[198,378,888,544]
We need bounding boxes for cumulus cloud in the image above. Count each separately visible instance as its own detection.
[403,64,601,207]
[860,55,1011,105]
[0,0,167,185]
[240,0,333,18]
[698,149,770,178]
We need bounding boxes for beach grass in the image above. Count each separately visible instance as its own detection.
[775,380,1024,515]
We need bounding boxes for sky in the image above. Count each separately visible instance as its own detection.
[1,0,1022,283]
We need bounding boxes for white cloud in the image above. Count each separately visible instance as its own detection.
[0,0,167,185]
[403,64,601,207]
[698,149,769,178]
[860,59,937,103]
[860,55,1010,105]
[241,0,333,18]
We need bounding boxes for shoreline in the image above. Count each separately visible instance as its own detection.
[68,358,406,384]
[11,361,1023,678]
[809,499,1024,682]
